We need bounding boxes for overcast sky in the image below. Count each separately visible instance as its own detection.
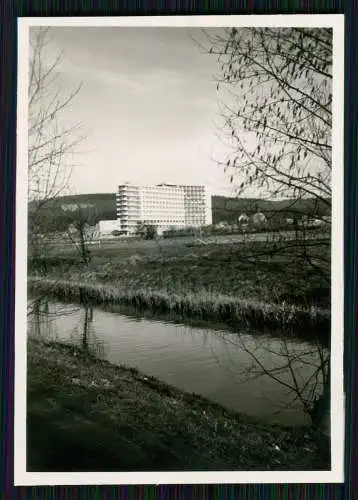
[36,27,234,196]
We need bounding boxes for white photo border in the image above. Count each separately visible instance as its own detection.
[15,14,345,486]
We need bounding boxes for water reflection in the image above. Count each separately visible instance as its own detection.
[211,330,329,426]
[28,297,106,359]
[27,296,330,427]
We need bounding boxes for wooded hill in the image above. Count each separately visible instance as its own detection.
[29,192,331,226]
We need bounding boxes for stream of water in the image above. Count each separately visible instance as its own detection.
[27,297,329,426]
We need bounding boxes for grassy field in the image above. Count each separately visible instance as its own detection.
[38,228,329,255]
[27,338,330,471]
[31,237,330,305]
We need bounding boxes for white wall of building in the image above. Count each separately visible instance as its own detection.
[116,183,213,235]
[204,187,212,226]
[116,184,141,234]
[139,185,185,228]
[98,219,121,238]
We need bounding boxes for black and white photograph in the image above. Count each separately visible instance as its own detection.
[15,16,344,485]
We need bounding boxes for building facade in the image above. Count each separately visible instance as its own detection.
[116,183,212,235]
[182,184,212,228]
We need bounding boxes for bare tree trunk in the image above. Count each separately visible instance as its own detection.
[78,227,90,265]
[82,307,89,351]
[33,299,41,337]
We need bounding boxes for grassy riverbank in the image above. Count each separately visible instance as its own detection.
[28,275,330,338]
[27,338,330,471]
[28,238,331,336]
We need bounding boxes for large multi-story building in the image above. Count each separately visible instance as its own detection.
[182,184,212,227]
[116,183,212,235]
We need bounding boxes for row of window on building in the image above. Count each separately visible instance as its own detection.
[115,183,212,236]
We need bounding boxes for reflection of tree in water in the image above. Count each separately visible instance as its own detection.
[29,297,80,323]
[28,297,81,339]
[74,306,106,359]
[211,331,330,434]
[28,297,106,359]
[29,298,43,337]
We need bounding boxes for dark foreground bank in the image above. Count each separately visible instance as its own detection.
[27,339,330,471]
